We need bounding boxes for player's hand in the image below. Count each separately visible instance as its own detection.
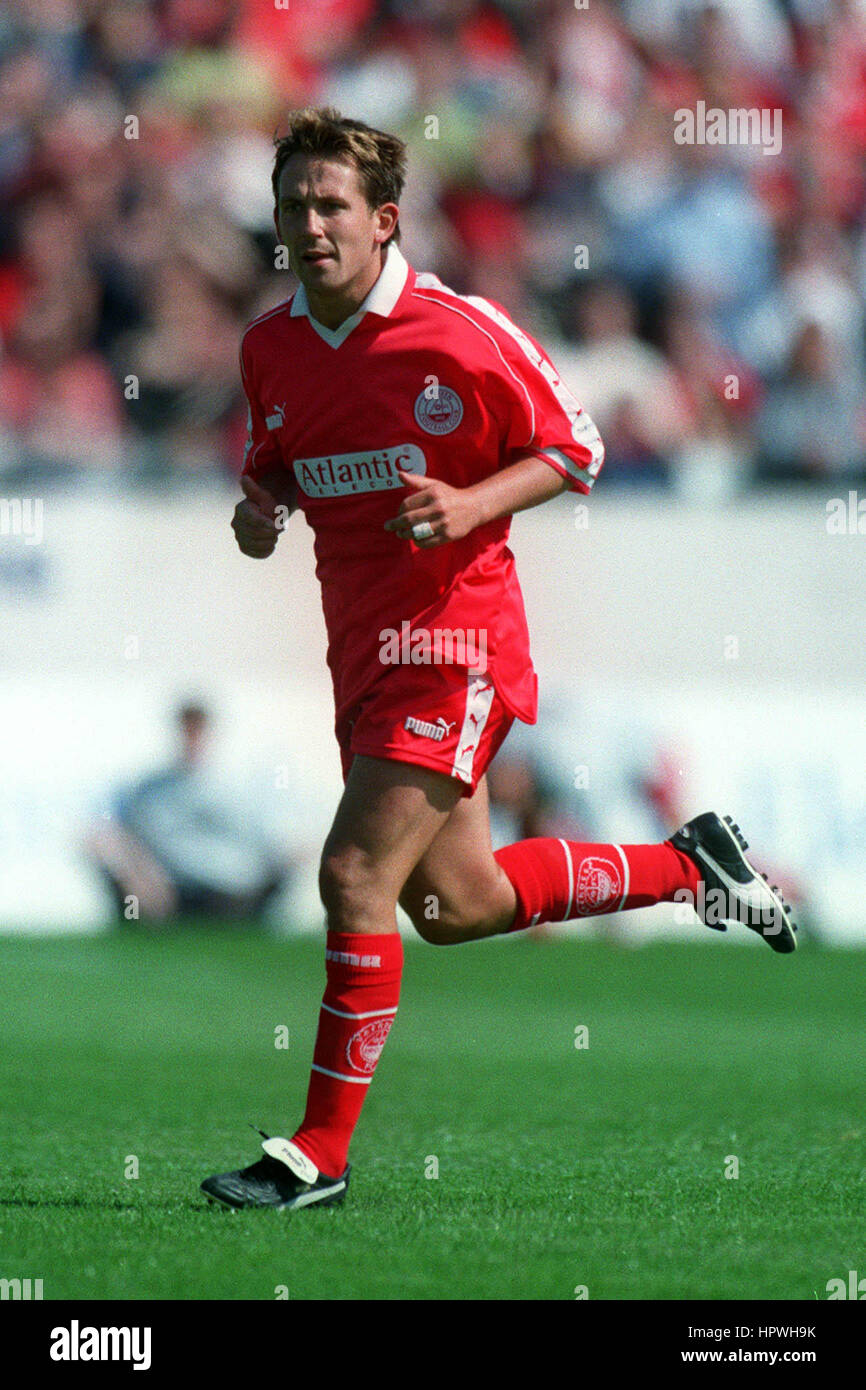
[232,476,281,558]
[384,470,483,548]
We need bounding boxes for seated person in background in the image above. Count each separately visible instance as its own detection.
[84,701,291,924]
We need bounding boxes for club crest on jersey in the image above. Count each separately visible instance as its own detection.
[414,386,463,435]
[346,1018,393,1074]
[575,855,623,915]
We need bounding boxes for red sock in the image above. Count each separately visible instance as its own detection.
[291,930,403,1176]
[493,838,700,932]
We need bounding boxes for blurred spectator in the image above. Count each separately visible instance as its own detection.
[555,277,690,486]
[605,141,778,350]
[113,224,256,474]
[83,700,292,924]
[741,216,865,385]
[756,319,866,480]
[662,288,762,496]
[0,191,127,476]
[487,749,587,847]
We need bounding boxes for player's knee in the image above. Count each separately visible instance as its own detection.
[402,890,497,944]
[318,846,386,932]
[399,880,452,942]
[410,911,455,945]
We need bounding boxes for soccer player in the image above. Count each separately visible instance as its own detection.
[201,108,796,1213]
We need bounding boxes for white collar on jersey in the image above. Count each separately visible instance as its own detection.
[289,241,409,348]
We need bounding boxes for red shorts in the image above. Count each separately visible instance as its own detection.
[337,665,514,796]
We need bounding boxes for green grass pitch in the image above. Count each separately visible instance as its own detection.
[1,929,864,1300]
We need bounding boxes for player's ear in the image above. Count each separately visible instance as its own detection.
[374,204,399,244]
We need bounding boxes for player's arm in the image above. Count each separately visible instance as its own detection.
[462,453,570,523]
[388,313,604,548]
[385,454,568,547]
[233,341,296,559]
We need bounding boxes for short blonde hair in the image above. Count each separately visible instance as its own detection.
[272,106,407,245]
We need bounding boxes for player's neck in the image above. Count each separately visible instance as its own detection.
[305,249,386,330]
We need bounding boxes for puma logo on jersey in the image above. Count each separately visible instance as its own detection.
[265,403,286,430]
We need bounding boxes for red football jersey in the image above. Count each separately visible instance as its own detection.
[240,244,604,728]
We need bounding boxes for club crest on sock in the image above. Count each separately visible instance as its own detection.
[575,855,623,914]
[346,1018,394,1074]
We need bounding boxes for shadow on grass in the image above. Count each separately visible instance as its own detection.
[0,1192,348,1217]
[0,1194,203,1213]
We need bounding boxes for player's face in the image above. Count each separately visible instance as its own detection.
[274,155,398,321]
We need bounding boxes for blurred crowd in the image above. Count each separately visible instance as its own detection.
[0,0,864,492]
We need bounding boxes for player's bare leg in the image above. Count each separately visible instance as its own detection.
[318,754,464,934]
[202,763,797,1211]
[399,777,517,943]
[202,754,465,1211]
[401,780,798,953]
[398,775,700,944]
